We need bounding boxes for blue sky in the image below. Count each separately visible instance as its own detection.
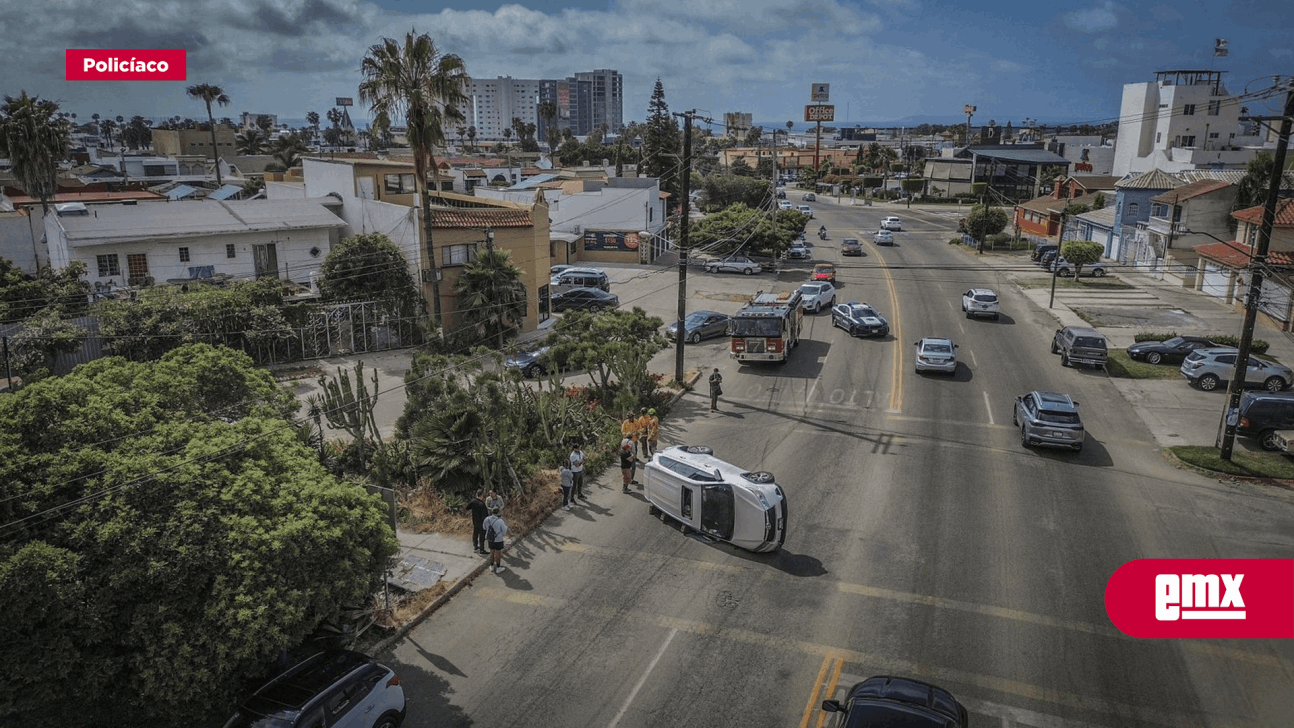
[4,0,1291,129]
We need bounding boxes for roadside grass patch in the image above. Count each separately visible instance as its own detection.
[1169,445,1294,480]
[1105,350,1182,379]
[1015,277,1134,290]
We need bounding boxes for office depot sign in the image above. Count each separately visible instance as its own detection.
[66,49,186,80]
[1105,559,1292,638]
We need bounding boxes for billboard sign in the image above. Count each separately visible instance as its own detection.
[335,97,353,107]
[811,84,830,102]
[805,105,835,122]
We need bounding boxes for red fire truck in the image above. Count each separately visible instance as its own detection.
[730,289,804,363]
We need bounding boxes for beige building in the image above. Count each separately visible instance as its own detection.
[152,124,237,161]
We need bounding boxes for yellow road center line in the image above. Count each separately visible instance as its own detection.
[872,248,903,413]
[813,657,845,728]
[797,654,833,728]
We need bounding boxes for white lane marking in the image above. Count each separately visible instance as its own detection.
[607,627,678,728]
[969,349,978,367]
[984,391,995,425]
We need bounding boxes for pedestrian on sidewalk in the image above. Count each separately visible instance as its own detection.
[621,413,640,458]
[709,368,723,412]
[644,408,660,458]
[465,490,488,555]
[483,508,508,574]
[485,489,505,514]
[570,444,587,499]
[559,463,574,510]
[620,439,635,493]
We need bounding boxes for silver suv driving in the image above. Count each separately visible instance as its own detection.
[1013,391,1085,452]
[1180,347,1293,392]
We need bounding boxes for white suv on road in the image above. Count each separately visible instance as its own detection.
[881,216,902,231]
[961,288,1000,320]
[798,281,836,313]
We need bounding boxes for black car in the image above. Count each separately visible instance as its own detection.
[1031,243,1058,262]
[1234,390,1294,450]
[821,675,967,728]
[504,345,554,378]
[1126,335,1216,365]
[665,311,730,343]
[551,288,620,312]
[831,301,889,338]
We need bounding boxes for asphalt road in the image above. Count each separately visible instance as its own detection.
[384,199,1294,728]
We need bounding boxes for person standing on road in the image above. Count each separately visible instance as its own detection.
[635,408,653,459]
[483,508,508,574]
[485,489,504,514]
[621,413,639,458]
[570,444,587,499]
[644,408,660,457]
[709,368,723,412]
[559,463,574,510]
[465,490,488,555]
[620,439,636,493]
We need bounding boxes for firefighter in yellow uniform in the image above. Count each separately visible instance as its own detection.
[642,408,660,458]
[621,413,640,458]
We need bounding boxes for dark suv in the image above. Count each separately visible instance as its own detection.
[224,650,406,728]
[1235,391,1294,450]
[1052,326,1107,369]
[821,675,968,728]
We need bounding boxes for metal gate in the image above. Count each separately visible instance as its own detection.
[1201,264,1231,301]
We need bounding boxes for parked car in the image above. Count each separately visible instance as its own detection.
[504,345,554,378]
[832,302,889,338]
[551,267,611,293]
[1039,249,1059,268]
[1013,390,1085,452]
[776,189,787,199]
[961,288,1000,320]
[1051,326,1108,369]
[880,216,903,231]
[873,230,895,245]
[914,337,958,375]
[666,310,731,343]
[705,255,761,275]
[812,263,836,284]
[802,192,817,201]
[551,287,620,312]
[787,241,811,259]
[1180,347,1293,392]
[840,238,863,256]
[778,199,794,210]
[224,650,406,728]
[1234,391,1294,450]
[1127,335,1217,365]
[820,675,967,728]
[1031,243,1058,262]
[644,445,787,553]
[550,264,573,277]
[799,281,836,313]
[1051,256,1108,277]
[797,205,815,218]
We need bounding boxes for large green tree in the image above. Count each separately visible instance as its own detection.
[359,31,470,328]
[454,247,527,348]
[0,344,397,727]
[964,204,1010,242]
[641,78,681,201]
[318,232,423,318]
[185,83,230,186]
[0,258,92,323]
[0,91,71,217]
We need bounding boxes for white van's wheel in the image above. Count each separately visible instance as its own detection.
[685,445,714,455]
[742,471,775,484]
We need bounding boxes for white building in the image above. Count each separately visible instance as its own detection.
[43,198,345,290]
[464,76,541,142]
[1112,69,1270,178]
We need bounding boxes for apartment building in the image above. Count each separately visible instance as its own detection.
[152,124,237,161]
[464,76,541,142]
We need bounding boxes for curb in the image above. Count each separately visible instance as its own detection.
[367,367,706,657]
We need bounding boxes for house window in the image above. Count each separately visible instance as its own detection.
[126,253,149,281]
[1156,132,1162,143]
[226,244,236,258]
[442,243,478,266]
[1182,104,1196,116]
[1209,132,1219,139]
[1208,100,1221,116]
[384,173,416,194]
[1181,135,1195,147]
[96,253,121,277]
[1128,203,1139,217]
[179,247,190,262]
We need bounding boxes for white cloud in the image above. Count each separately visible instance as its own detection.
[1061,2,1122,33]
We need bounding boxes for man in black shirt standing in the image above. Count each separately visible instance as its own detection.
[465,490,489,555]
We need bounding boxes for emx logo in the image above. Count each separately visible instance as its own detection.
[1105,559,1293,638]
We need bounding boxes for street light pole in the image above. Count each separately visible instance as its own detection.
[672,110,697,384]
[1219,85,1294,460]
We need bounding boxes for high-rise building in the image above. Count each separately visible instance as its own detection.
[463,76,541,142]
[573,69,623,135]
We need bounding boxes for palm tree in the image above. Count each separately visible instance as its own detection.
[306,111,320,145]
[186,83,231,186]
[456,125,466,149]
[236,127,268,155]
[269,134,307,170]
[538,101,558,151]
[467,125,477,151]
[360,31,470,328]
[455,247,527,348]
[0,91,71,216]
[502,127,512,149]
[99,119,116,147]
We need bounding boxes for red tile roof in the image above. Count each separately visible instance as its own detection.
[430,208,533,228]
[1151,180,1230,204]
[1195,241,1294,268]
[1232,198,1294,227]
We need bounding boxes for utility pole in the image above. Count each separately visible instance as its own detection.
[672,110,697,384]
[1219,84,1294,460]
[1049,211,1066,309]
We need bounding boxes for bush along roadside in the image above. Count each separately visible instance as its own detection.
[1134,330,1269,355]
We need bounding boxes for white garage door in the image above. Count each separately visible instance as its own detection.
[1201,264,1230,301]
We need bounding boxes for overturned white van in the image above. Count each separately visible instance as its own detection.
[643,445,787,553]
